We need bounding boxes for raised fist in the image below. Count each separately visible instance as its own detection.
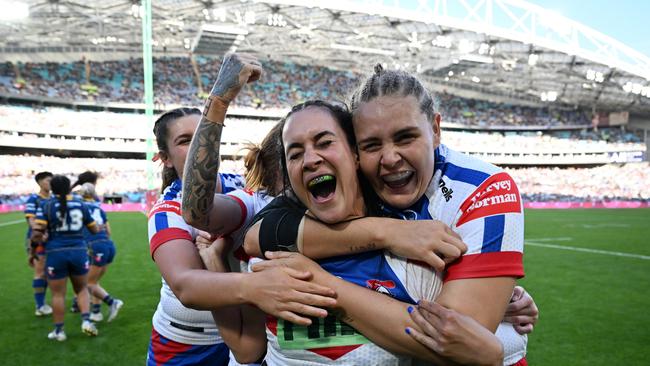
[209,53,262,104]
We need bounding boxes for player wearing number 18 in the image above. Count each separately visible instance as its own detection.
[32,175,101,341]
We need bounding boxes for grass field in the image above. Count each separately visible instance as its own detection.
[1,209,649,365]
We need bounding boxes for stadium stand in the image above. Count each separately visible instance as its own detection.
[1,57,592,127]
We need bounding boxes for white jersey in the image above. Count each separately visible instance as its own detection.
[147,175,244,346]
[262,146,526,365]
[226,189,274,272]
[379,144,526,365]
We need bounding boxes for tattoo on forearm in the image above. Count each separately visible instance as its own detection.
[182,119,223,229]
[349,242,377,254]
[210,56,244,100]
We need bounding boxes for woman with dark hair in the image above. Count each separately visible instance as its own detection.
[146,65,336,364]
[32,175,101,341]
[246,65,536,365]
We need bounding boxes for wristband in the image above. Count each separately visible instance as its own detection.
[203,95,228,126]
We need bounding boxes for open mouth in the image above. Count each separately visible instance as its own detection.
[307,174,337,203]
[382,171,414,189]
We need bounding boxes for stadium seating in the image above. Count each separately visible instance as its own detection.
[1,57,591,127]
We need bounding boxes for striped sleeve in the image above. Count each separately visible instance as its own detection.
[225,189,257,238]
[24,194,37,218]
[147,199,194,259]
[34,201,48,225]
[446,172,524,282]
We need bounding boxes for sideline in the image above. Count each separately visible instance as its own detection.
[0,219,24,227]
[526,241,650,261]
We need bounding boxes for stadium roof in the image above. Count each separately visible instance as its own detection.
[1,0,650,114]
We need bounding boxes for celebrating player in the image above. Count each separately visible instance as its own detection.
[32,175,100,341]
[78,182,124,322]
[24,171,53,316]
[146,100,335,364]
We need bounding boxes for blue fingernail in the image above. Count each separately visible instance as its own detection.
[407,306,413,314]
[405,327,411,335]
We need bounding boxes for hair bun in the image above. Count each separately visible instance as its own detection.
[373,63,384,75]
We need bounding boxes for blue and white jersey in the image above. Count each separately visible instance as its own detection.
[35,195,96,251]
[147,173,244,346]
[379,144,525,281]
[24,193,49,238]
[83,200,110,242]
[380,144,526,366]
[148,174,244,257]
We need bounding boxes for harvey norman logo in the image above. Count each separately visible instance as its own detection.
[457,172,521,226]
[149,201,181,218]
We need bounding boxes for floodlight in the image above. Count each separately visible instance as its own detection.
[0,1,29,21]
[458,39,475,54]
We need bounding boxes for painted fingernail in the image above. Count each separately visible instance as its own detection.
[405,327,411,335]
[407,306,414,314]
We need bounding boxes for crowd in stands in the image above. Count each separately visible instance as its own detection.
[1,56,591,127]
[1,155,648,205]
[507,163,650,202]
[0,105,643,154]
[0,155,246,205]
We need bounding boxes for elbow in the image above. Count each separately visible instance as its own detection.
[231,347,264,364]
[169,275,201,310]
[182,210,209,232]
[243,232,262,258]
[233,352,262,365]
[181,210,197,228]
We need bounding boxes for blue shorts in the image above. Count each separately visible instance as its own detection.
[45,248,89,280]
[89,240,116,266]
[147,328,230,366]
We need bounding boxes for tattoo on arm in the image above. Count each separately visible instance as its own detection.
[349,242,378,254]
[210,56,244,101]
[182,119,223,229]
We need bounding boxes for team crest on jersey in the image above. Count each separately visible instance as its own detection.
[366,279,396,295]
[457,172,521,226]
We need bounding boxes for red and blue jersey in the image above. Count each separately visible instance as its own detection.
[379,144,525,281]
[35,195,96,250]
[148,174,244,258]
[147,173,245,346]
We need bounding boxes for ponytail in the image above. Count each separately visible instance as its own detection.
[50,175,72,228]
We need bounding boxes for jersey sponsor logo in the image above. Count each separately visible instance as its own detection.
[276,315,370,351]
[366,279,396,295]
[457,172,521,227]
[149,201,181,218]
[439,179,453,201]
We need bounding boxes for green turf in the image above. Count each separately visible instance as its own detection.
[1,209,649,365]
[521,208,650,366]
[0,212,159,365]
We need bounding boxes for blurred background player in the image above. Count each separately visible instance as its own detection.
[70,170,99,313]
[24,171,53,316]
[32,175,100,341]
[78,182,124,322]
